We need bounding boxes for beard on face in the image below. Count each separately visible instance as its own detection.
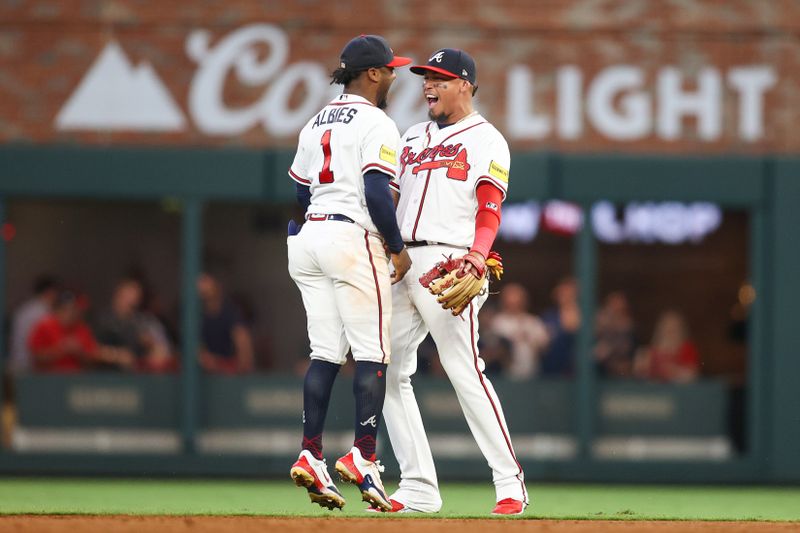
[428,109,449,123]
[377,84,390,110]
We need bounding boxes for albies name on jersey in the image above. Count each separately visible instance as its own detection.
[312,106,359,128]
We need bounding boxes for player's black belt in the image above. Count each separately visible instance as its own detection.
[404,240,464,248]
[306,213,355,224]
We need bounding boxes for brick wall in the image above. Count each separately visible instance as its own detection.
[1,0,798,151]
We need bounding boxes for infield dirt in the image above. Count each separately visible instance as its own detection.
[0,516,798,533]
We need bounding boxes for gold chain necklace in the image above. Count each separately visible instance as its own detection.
[453,110,478,125]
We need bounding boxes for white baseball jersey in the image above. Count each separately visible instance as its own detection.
[289,93,401,232]
[287,93,401,365]
[382,112,528,510]
[396,113,510,246]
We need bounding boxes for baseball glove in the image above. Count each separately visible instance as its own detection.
[419,251,504,317]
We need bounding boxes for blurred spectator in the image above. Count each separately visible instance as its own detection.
[726,281,753,453]
[593,291,637,378]
[94,278,174,373]
[540,277,580,376]
[197,272,254,374]
[635,310,701,383]
[728,281,755,345]
[28,290,104,372]
[478,304,514,377]
[133,269,180,348]
[488,283,548,380]
[9,275,59,374]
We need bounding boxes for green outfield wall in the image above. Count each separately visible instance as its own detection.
[0,145,798,482]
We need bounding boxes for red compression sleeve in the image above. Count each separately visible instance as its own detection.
[470,182,503,258]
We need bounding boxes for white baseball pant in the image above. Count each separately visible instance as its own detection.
[287,219,392,365]
[383,244,528,511]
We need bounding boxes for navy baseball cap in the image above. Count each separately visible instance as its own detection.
[339,35,412,70]
[410,48,477,85]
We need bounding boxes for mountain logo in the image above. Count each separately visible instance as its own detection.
[56,41,185,131]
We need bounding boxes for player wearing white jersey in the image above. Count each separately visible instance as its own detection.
[382,49,529,516]
[287,35,412,512]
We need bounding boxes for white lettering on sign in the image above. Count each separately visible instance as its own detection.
[187,25,332,137]
[592,201,722,244]
[728,66,777,141]
[497,201,541,242]
[186,24,426,137]
[557,65,583,139]
[498,201,722,244]
[657,67,722,140]
[508,65,776,142]
[55,25,778,143]
[507,65,551,139]
[587,65,651,140]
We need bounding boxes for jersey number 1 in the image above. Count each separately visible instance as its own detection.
[319,129,334,184]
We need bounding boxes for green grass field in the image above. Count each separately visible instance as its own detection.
[0,479,798,521]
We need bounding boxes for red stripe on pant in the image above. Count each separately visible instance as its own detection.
[364,231,386,363]
[469,302,527,503]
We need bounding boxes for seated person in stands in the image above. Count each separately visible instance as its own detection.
[197,272,254,374]
[540,277,580,376]
[477,303,514,377]
[634,310,701,383]
[94,277,174,373]
[28,290,117,372]
[593,291,637,378]
[9,274,60,374]
[490,283,549,380]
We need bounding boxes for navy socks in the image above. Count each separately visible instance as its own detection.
[353,361,388,461]
[301,359,387,462]
[302,360,341,460]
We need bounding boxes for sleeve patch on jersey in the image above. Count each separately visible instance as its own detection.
[488,160,509,183]
[380,145,397,165]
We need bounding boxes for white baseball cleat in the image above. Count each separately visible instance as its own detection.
[290,450,346,510]
[335,446,392,512]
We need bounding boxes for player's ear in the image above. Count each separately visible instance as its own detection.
[366,67,381,83]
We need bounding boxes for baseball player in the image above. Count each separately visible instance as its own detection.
[287,35,412,511]
[381,48,528,515]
